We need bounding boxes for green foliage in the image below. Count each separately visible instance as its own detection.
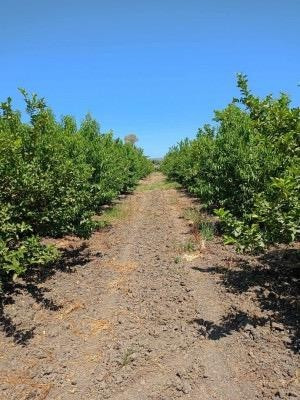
[0,204,59,285]
[162,75,299,252]
[0,90,153,283]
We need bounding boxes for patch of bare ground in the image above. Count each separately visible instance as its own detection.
[0,172,299,399]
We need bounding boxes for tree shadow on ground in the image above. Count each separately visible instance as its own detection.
[192,248,300,352]
[0,242,95,346]
[192,311,269,340]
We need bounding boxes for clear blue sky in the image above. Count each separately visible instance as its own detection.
[1,0,299,157]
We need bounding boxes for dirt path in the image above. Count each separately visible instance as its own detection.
[1,173,299,399]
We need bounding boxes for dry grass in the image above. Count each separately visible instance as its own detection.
[106,260,138,294]
[97,202,133,225]
[0,372,52,399]
[67,317,112,339]
[105,260,138,273]
[58,301,86,319]
[136,180,180,192]
[88,319,111,335]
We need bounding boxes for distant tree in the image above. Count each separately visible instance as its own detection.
[124,133,138,145]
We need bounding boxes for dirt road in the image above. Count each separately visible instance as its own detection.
[0,173,299,399]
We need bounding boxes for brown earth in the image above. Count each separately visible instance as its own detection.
[0,172,299,400]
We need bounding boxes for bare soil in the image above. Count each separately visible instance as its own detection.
[0,172,299,400]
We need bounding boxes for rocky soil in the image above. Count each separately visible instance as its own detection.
[0,172,299,399]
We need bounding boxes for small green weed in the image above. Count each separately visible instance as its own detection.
[183,207,215,240]
[182,207,202,224]
[178,240,197,253]
[121,348,135,367]
[199,221,215,241]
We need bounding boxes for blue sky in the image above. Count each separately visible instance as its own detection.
[1,0,299,157]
